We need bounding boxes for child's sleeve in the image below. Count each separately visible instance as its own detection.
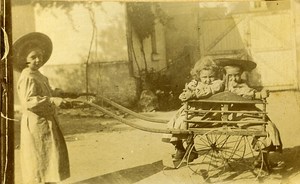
[230,83,256,99]
[195,85,211,98]
[18,77,57,117]
[179,80,197,101]
[195,80,224,99]
[210,80,225,94]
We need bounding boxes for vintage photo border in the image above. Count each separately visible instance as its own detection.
[1,0,300,183]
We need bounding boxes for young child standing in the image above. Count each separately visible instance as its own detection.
[162,56,224,161]
[13,32,70,184]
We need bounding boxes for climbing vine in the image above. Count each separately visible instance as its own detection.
[127,2,171,85]
[127,3,175,111]
[127,2,171,42]
[127,2,155,42]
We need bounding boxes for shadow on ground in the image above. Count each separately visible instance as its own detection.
[14,112,133,148]
[70,146,300,184]
[73,160,164,184]
[269,146,300,182]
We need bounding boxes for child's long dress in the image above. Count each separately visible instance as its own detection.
[18,68,70,184]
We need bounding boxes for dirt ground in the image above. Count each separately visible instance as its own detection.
[13,91,300,184]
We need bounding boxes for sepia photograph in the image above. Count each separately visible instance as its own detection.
[1,0,300,183]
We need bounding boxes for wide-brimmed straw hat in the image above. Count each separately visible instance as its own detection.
[13,32,52,72]
[214,58,257,71]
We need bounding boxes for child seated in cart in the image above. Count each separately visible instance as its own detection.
[215,58,283,169]
[162,56,225,161]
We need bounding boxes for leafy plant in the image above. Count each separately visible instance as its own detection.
[127,3,171,95]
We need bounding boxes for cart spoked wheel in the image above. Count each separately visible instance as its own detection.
[186,133,269,183]
[227,136,270,179]
[186,133,233,183]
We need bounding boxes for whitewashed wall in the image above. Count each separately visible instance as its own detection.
[34,2,128,65]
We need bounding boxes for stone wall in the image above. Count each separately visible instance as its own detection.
[41,62,138,107]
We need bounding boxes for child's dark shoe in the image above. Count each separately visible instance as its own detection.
[172,149,185,161]
[188,151,198,162]
[270,161,285,170]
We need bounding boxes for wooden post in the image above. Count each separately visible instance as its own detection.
[0,0,14,182]
[262,98,267,132]
[125,5,134,77]
[262,99,267,122]
[222,104,229,128]
[183,102,188,130]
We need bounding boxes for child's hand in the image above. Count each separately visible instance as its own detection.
[50,97,71,108]
[50,97,64,106]
[228,81,238,90]
[260,89,270,99]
